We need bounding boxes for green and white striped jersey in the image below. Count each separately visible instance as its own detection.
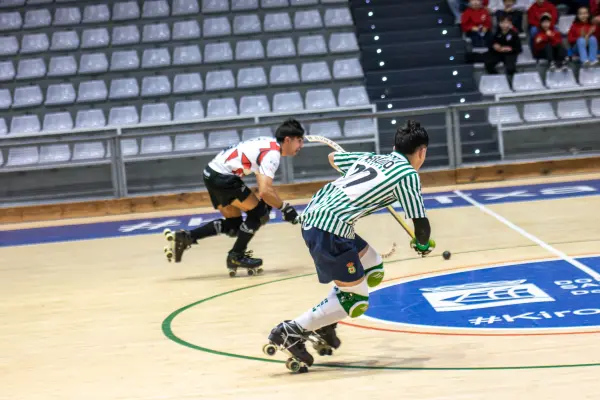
[300,151,426,239]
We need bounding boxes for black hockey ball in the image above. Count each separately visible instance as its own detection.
[443,251,451,260]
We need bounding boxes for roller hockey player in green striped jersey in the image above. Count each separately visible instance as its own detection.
[263,120,436,372]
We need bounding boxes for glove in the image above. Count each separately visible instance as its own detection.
[410,238,436,257]
[280,202,298,224]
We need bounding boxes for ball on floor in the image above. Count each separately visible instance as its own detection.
[443,251,451,260]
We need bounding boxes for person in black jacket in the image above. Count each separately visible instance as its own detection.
[495,0,524,33]
[485,15,522,81]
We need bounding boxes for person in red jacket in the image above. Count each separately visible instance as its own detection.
[534,14,568,70]
[461,0,492,47]
[568,6,598,65]
[528,0,558,41]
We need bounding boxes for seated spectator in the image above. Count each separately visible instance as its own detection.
[528,0,558,41]
[496,0,524,33]
[461,0,493,48]
[534,14,568,70]
[485,16,522,81]
[568,6,598,65]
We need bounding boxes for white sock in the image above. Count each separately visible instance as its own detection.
[361,245,383,269]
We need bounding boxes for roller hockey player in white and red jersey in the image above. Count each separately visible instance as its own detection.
[164,119,304,276]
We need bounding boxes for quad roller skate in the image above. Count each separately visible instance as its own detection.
[263,321,314,373]
[312,323,341,356]
[163,229,194,263]
[226,250,263,277]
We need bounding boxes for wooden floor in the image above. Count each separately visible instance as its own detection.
[2,173,600,400]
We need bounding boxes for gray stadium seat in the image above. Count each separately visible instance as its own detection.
[10,115,40,134]
[76,109,106,128]
[21,33,49,54]
[309,121,341,138]
[517,45,534,65]
[0,12,22,31]
[142,48,171,68]
[83,4,110,24]
[0,61,15,81]
[143,23,171,43]
[209,130,239,148]
[242,127,272,140]
[558,14,575,35]
[140,136,172,154]
[301,61,331,82]
[0,0,24,7]
[141,76,171,97]
[73,142,106,160]
[513,72,545,92]
[39,144,71,163]
[306,88,336,110]
[557,99,591,119]
[273,91,303,112]
[232,0,259,10]
[42,112,73,132]
[579,68,600,87]
[112,25,140,46]
[175,133,206,151]
[329,32,359,53]
[488,105,522,125]
[45,83,76,105]
[204,16,231,37]
[291,0,317,5]
[7,147,39,166]
[24,9,51,29]
[0,89,11,109]
[77,80,108,102]
[108,106,139,126]
[478,74,512,95]
[234,14,261,35]
[174,72,204,93]
[54,7,81,26]
[338,86,369,107]
[270,64,299,85]
[0,118,5,137]
[236,40,265,60]
[262,0,289,8]
[333,58,363,79]
[238,67,267,88]
[324,7,353,27]
[13,85,43,108]
[202,0,228,13]
[79,53,109,74]
[111,50,140,71]
[109,78,140,99]
[344,119,377,137]
[121,139,139,157]
[16,58,46,80]
[173,45,202,65]
[523,102,557,122]
[267,38,296,58]
[240,95,270,115]
[204,42,233,63]
[591,98,600,117]
[205,70,235,91]
[264,12,292,31]
[546,69,579,90]
[143,0,170,18]
[298,35,326,55]
[141,103,172,123]
[51,30,80,50]
[113,1,140,21]
[207,97,238,118]
[0,36,18,56]
[174,100,204,121]
[294,9,322,29]
[174,0,200,15]
[173,20,201,40]
[81,28,109,49]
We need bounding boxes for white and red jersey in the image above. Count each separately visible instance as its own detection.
[208,137,281,179]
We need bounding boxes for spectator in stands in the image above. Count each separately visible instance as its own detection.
[485,16,522,81]
[496,0,524,33]
[461,0,493,48]
[568,6,598,65]
[528,0,558,40]
[534,14,569,70]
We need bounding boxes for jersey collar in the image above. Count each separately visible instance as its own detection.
[391,151,408,162]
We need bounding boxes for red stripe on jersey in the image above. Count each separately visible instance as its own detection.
[257,142,281,165]
[241,153,252,170]
[225,149,238,162]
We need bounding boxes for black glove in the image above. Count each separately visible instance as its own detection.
[280,202,298,224]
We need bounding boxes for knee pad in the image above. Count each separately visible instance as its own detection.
[334,279,369,318]
[243,200,271,233]
[221,217,243,238]
[361,245,385,288]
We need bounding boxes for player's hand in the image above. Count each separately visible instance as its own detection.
[280,202,298,224]
[410,238,436,257]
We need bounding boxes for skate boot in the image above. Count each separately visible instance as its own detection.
[226,250,263,277]
[313,323,341,356]
[263,320,314,373]
[163,229,194,263]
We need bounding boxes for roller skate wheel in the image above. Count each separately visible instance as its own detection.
[298,366,309,373]
[228,269,237,278]
[247,269,255,276]
[262,344,277,356]
[256,268,263,275]
[163,228,172,236]
[285,358,301,373]
[318,348,328,357]
[165,233,174,242]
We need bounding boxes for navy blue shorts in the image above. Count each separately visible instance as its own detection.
[301,225,369,284]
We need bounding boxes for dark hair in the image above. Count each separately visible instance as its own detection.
[540,13,552,24]
[275,118,305,143]
[394,120,429,155]
[498,15,512,23]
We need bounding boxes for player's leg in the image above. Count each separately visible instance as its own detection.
[354,234,385,288]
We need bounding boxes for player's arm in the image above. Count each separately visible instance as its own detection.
[256,152,298,224]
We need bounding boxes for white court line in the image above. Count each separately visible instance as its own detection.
[453,190,600,281]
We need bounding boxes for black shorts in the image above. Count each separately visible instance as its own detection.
[203,166,253,209]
